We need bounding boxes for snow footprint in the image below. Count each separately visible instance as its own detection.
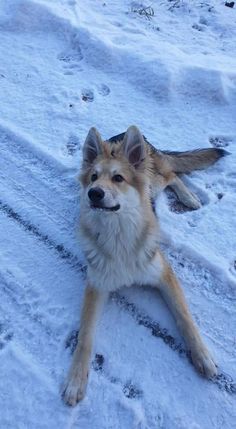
[81,83,111,103]
[81,85,110,102]
[63,134,81,156]
[65,329,78,353]
[97,83,110,96]
[123,381,143,399]
[81,89,94,102]
[209,135,232,148]
[0,323,14,351]
[58,42,83,75]
[206,135,233,200]
[65,332,144,401]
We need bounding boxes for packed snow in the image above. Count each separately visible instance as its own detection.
[0,0,235,428]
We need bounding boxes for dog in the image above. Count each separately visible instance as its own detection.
[62,125,227,406]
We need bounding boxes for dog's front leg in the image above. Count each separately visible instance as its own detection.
[62,285,105,406]
[158,256,217,378]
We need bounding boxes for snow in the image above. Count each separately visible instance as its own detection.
[0,0,235,427]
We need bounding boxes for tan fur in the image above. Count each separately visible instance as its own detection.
[62,125,222,406]
[62,286,105,406]
[158,258,217,375]
[160,148,226,174]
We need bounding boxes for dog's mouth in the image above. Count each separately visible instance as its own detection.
[90,203,120,212]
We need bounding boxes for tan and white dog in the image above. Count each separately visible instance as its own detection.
[62,125,226,406]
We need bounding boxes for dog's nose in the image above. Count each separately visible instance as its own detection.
[88,187,105,203]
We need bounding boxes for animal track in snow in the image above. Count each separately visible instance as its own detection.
[81,89,94,102]
[62,63,83,75]
[65,134,81,156]
[123,381,143,399]
[216,192,224,201]
[192,23,205,32]
[97,83,110,96]
[58,41,83,64]
[65,329,78,354]
[92,353,105,372]
[0,323,14,351]
[58,43,83,75]
[93,354,144,400]
[81,84,110,102]
[65,331,143,400]
[209,135,232,148]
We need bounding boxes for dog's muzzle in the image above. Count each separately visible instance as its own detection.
[88,187,120,212]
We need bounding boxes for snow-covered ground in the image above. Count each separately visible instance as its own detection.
[0,0,236,427]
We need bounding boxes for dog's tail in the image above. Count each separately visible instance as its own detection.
[160,148,229,174]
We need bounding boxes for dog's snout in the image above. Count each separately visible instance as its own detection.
[88,187,105,203]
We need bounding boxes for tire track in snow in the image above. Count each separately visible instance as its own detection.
[112,293,236,396]
[0,123,85,265]
[0,208,86,387]
[0,199,85,273]
[65,290,236,396]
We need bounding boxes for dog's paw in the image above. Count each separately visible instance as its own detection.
[191,346,218,379]
[182,193,202,210]
[62,369,88,406]
[188,195,202,210]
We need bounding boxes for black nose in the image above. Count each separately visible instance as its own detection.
[88,187,105,203]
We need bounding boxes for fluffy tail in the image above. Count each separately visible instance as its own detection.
[161,148,229,174]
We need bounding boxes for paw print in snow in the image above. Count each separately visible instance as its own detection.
[66,134,81,156]
[97,84,110,96]
[123,381,143,399]
[81,89,94,102]
[0,323,14,351]
[209,135,232,148]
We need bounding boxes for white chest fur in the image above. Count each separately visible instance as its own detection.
[80,207,163,292]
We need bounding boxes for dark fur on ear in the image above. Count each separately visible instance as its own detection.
[83,127,102,164]
[122,126,146,168]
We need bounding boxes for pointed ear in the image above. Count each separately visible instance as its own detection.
[122,126,145,168]
[83,127,102,164]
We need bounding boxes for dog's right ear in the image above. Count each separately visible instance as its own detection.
[83,127,102,164]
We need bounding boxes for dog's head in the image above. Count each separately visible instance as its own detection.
[79,126,150,214]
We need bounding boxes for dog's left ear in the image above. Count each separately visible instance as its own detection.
[122,126,145,168]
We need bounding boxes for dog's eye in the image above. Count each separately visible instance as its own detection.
[112,174,124,183]
[91,173,98,182]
